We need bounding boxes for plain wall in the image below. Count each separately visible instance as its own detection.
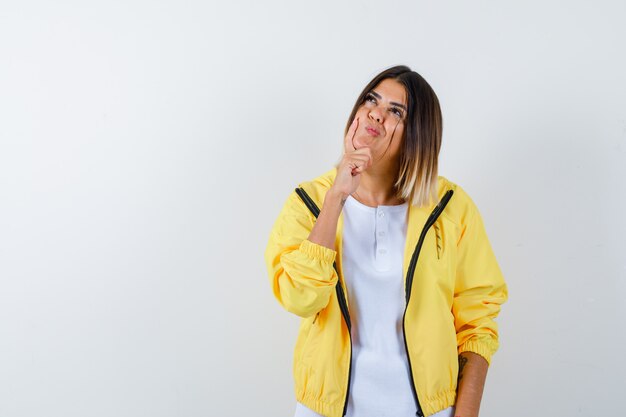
[1,1,624,416]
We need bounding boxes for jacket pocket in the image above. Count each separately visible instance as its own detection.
[434,220,443,259]
[312,311,320,324]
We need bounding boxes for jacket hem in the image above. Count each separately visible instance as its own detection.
[294,388,457,417]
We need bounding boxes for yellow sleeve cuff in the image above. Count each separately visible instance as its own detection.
[299,239,337,263]
[458,337,498,366]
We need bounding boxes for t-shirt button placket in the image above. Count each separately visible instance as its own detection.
[376,208,389,260]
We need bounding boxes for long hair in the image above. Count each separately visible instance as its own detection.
[343,65,443,208]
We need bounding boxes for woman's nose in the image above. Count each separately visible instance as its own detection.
[369,107,383,123]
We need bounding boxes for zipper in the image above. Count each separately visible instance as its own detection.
[295,186,453,417]
[402,189,454,417]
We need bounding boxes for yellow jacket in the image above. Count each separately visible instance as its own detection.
[264,167,508,417]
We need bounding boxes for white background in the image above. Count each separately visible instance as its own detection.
[1,1,624,416]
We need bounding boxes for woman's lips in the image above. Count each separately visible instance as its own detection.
[365,126,380,137]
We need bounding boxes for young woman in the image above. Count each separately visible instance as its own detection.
[264,65,508,417]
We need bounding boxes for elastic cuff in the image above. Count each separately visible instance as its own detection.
[458,338,497,366]
[300,239,337,263]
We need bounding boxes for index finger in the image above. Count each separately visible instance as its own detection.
[344,117,359,154]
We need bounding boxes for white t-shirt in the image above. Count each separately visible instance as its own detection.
[294,195,455,417]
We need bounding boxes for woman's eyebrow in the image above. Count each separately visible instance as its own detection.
[370,90,407,111]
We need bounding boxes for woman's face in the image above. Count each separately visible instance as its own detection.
[351,78,408,167]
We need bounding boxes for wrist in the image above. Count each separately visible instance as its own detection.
[325,188,348,207]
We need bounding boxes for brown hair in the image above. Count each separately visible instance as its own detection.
[343,65,443,208]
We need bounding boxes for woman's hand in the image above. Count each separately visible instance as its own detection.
[330,117,373,200]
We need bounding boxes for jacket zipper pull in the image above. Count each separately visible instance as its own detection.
[312,312,319,324]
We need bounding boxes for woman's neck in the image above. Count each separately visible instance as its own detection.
[353,168,405,207]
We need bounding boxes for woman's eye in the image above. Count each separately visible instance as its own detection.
[391,108,403,118]
[365,93,376,103]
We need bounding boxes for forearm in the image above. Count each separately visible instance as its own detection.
[307,189,345,249]
[454,351,489,417]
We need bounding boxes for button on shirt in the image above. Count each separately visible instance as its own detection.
[294,195,454,417]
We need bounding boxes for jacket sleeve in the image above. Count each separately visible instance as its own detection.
[452,187,508,365]
[264,190,339,318]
